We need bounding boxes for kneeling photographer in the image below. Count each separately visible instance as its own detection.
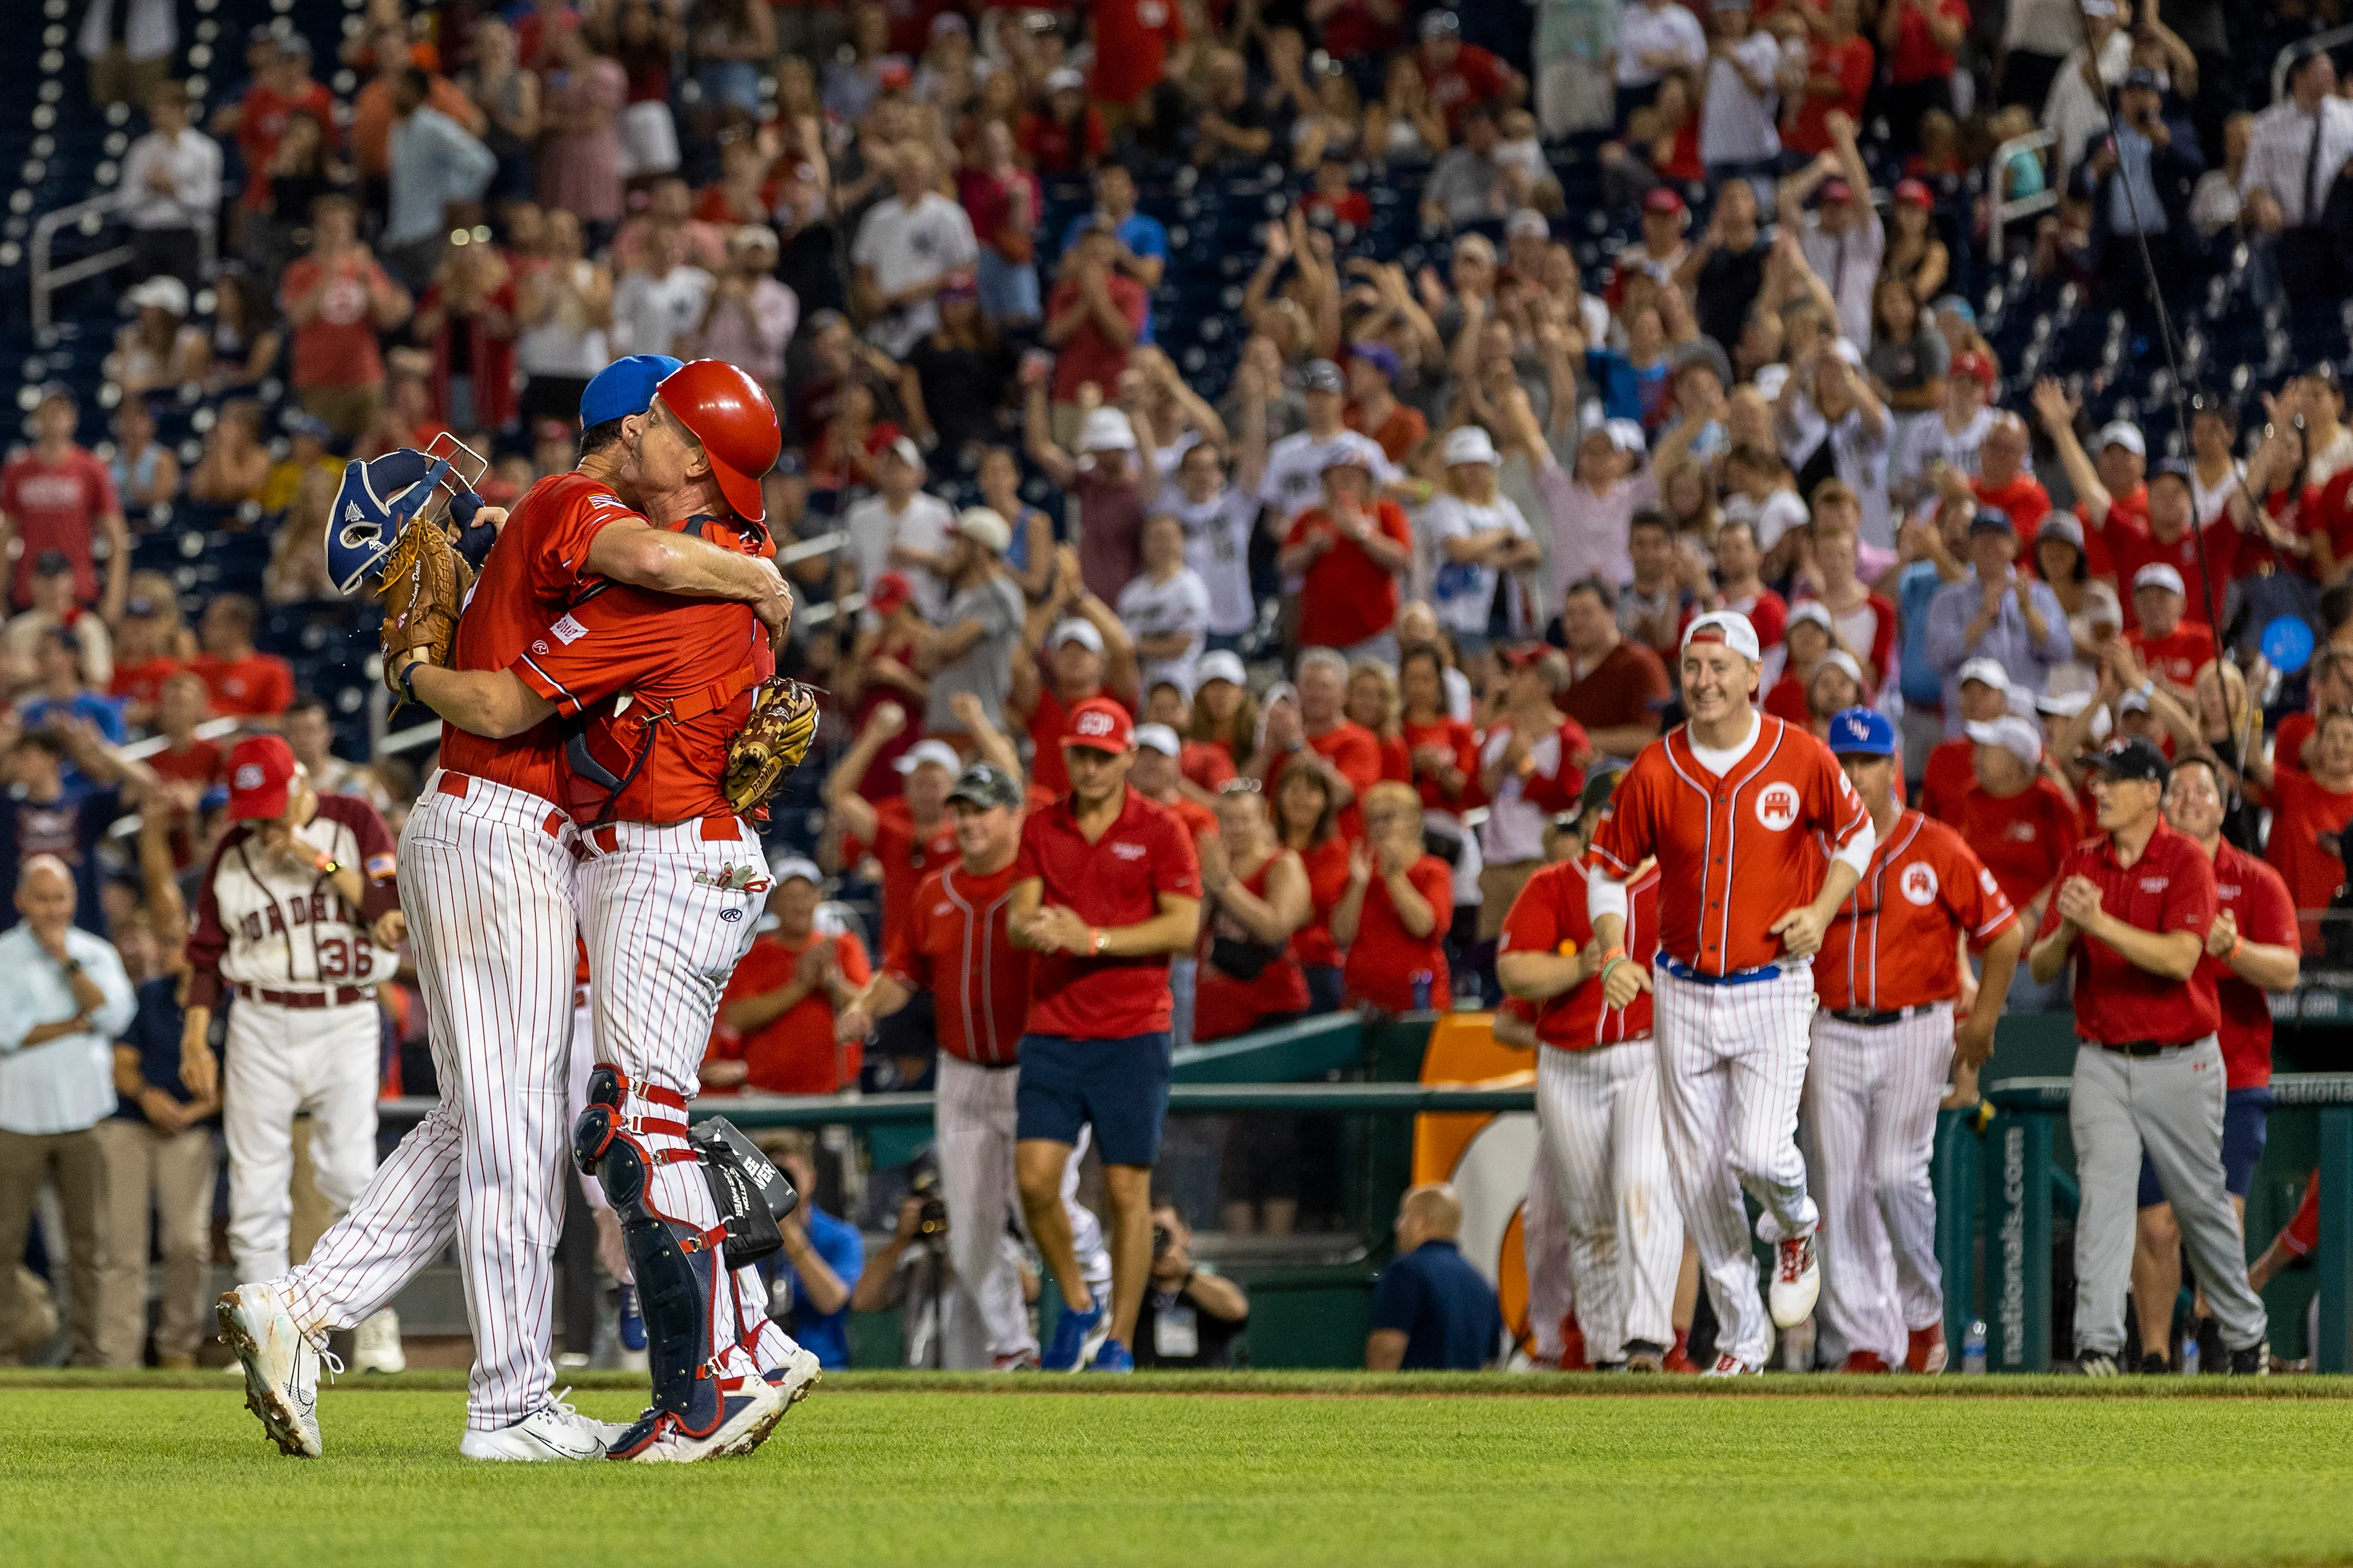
[1133,1201,1249,1369]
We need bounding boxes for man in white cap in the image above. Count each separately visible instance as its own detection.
[845,436,956,619]
[1956,710,2078,1009]
[1425,425,1541,655]
[1009,595,1141,798]
[1920,656,2017,821]
[2123,562,2216,694]
[825,720,962,1077]
[1131,722,1219,1048]
[920,507,1027,740]
[1023,373,1153,603]
[1587,608,1876,1374]
[1276,445,1414,664]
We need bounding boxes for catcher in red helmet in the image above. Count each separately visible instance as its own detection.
[386,361,825,1464]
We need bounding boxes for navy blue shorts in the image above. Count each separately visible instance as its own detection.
[2138,1086,2274,1207]
[1015,1031,1173,1168]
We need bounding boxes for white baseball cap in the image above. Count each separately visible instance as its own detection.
[2133,562,2185,595]
[1681,610,1761,662]
[1753,363,1791,402]
[1813,650,1863,687]
[1787,601,1835,634]
[767,854,822,887]
[1133,723,1181,757]
[1603,418,1648,456]
[1958,656,2011,691]
[1051,618,1104,653]
[882,434,925,469]
[1504,208,1550,239]
[127,274,190,316]
[1079,407,1137,454]
[951,506,1011,554]
[895,739,963,776]
[2096,421,2146,456]
[1317,431,1386,473]
[2119,687,2153,715]
[2036,689,2095,717]
[1829,337,1865,368]
[1442,426,1501,468]
[1196,649,1246,688]
[1966,715,2044,768]
[1046,67,1085,93]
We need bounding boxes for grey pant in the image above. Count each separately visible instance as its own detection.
[2069,1038,2268,1357]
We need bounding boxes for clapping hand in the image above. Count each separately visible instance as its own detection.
[2055,874,2105,932]
[2206,908,2240,960]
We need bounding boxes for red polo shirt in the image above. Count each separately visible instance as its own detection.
[1958,777,2081,913]
[1920,735,1976,823]
[1014,786,1201,1038]
[2033,818,2219,1046]
[2206,840,2298,1088]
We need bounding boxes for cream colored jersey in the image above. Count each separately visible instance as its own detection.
[186,794,401,1002]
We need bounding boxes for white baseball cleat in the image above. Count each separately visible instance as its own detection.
[352,1307,405,1374]
[1701,1353,1762,1377]
[1768,1232,1821,1329]
[756,1344,823,1418]
[619,1378,789,1464]
[458,1389,624,1461]
[216,1284,326,1458]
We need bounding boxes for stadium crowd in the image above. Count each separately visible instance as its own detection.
[4,0,2353,1372]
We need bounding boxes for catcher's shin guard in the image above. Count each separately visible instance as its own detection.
[574,1071,731,1440]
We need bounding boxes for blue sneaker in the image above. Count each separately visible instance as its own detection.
[1089,1339,1135,1374]
[1041,1302,1106,1372]
[617,1284,646,1353]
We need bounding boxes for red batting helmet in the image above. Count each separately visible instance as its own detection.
[655,360,781,525]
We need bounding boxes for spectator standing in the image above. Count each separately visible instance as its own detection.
[1042,225,1148,427]
[1425,426,1542,655]
[1477,646,1591,955]
[2241,50,2353,301]
[116,83,221,288]
[277,196,413,439]
[1366,1182,1502,1370]
[1012,603,1143,799]
[79,0,174,107]
[1879,0,1969,156]
[1009,697,1203,1374]
[1417,9,1523,134]
[1192,782,1313,1043]
[1117,517,1211,697]
[959,121,1042,327]
[0,390,128,620]
[1781,114,1882,347]
[2042,0,2132,193]
[1421,103,1508,230]
[1958,714,2079,933]
[1336,780,1455,1011]
[1278,449,1414,662]
[7,554,114,692]
[0,858,138,1364]
[710,860,871,1094]
[1026,395,1150,609]
[844,437,957,620]
[610,223,713,361]
[915,512,1027,743]
[1558,579,1673,760]
[2249,710,2353,954]
[1701,0,1782,196]
[229,36,336,220]
[1925,510,2074,725]
[1090,0,1186,127]
[414,239,519,435]
[1166,442,1260,656]
[852,147,979,359]
[2078,70,2205,317]
[513,209,614,428]
[188,596,295,723]
[1614,0,1707,120]
[1191,49,1277,169]
[2025,738,2270,1376]
[381,68,498,291]
[1787,2,1874,162]
[536,22,628,243]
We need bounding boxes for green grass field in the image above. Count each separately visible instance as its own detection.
[10,1372,2353,1567]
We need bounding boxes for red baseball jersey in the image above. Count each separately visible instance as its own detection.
[1587,715,1871,974]
[2033,818,2220,1046]
[1815,810,2018,1013]
[2207,839,2298,1088]
[1498,857,1660,1049]
[885,859,1032,1065]
[1013,786,1201,1038]
[445,471,644,805]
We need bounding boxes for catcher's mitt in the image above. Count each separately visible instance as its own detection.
[725,677,821,816]
[377,520,473,700]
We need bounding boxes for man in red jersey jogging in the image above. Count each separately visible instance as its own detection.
[1009,697,1200,1373]
[1586,610,1876,1375]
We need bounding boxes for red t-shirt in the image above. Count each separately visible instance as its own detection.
[1340,853,1453,1011]
[1789,36,1875,156]
[1559,639,1672,744]
[1291,836,1351,970]
[1192,850,1312,1043]
[2089,510,2235,632]
[2033,819,2219,1046]
[1017,107,1108,176]
[1816,811,2017,1012]
[1418,42,1514,133]
[1977,472,2053,531]
[2261,768,2353,952]
[1719,589,1789,651]
[2127,620,2218,690]
[1319,0,1405,56]
[2207,841,2298,1087]
[846,796,961,964]
[0,448,116,608]
[1957,777,2080,914]
[1026,679,1136,798]
[957,165,1040,261]
[236,80,339,208]
[1275,719,1386,842]
[1180,740,1235,794]
[1498,858,1660,1048]
[2276,711,2317,777]
[1888,0,1968,83]
[512,580,770,825]
[1402,716,1480,813]
[109,655,182,712]
[1302,189,1373,231]
[1287,502,1411,651]
[189,651,295,718]
[1762,671,1813,726]
[885,859,1031,1065]
[279,254,395,391]
[713,928,872,1094]
[444,472,637,805]
[150,738,223,789]
[1090,0,1185,104]
[1013,787,1201,1038]
[1047,272,1148,403]
[1920,735,1975,824]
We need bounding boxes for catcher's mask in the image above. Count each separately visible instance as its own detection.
[326,434,489,594]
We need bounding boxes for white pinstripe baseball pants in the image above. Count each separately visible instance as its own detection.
[577,816,800,1380]
[1651,963,1819,1370]
[936,1052,1110,1366]
[1536,1042,1681,1362]
[1522,1133,1576,1365]
[1800,1008,1953,1368]
[282,776,579,1430]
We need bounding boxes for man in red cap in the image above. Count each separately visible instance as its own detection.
[219,359,796,1466]
[1008,695,1200,1373]
[178,735,403,1360]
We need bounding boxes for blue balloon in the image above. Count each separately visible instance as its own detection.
[2261,615,2316,675]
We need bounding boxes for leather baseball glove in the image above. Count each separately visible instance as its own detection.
[377,520,473,701]
[725,678,821,816]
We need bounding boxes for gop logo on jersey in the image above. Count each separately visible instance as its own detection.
[1901,863,1940,906]
[1755,782,1801,831]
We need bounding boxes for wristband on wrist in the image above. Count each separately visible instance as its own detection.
[2227,936,2244,965]
[396,658,422,706]
[312,851,340,877]
[1599,955,1630,986]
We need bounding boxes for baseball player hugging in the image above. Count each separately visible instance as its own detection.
[181,734,402,1290]
[1584,610,1875,1376]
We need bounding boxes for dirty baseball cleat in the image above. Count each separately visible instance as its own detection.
[1768,1231,1821,1328]
[609,1377,788,1464]
[217,1283,327,1458]
[459,1390,623,1461]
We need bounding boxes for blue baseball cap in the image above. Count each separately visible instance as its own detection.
[579,354,685,428]
[1828,707,1896,757]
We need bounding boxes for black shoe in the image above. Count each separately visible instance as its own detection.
[2194,1316,2224,1375]
[2135,1350,2169,1375]
[2077,1352,2121,1377]
[2227,1341,2271,1376]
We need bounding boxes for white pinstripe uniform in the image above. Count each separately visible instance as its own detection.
[1587,710,1875,1370]
[188,796,401,1286]
[1520,1134,1577,1365]
[1801,810,2016,1368]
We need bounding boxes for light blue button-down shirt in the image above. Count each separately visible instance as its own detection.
[1923,566,2078,734]
[0,923,138,1136]
[385,105,497,251]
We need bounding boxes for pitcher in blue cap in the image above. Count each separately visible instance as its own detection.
[1806,706,2023,1375]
